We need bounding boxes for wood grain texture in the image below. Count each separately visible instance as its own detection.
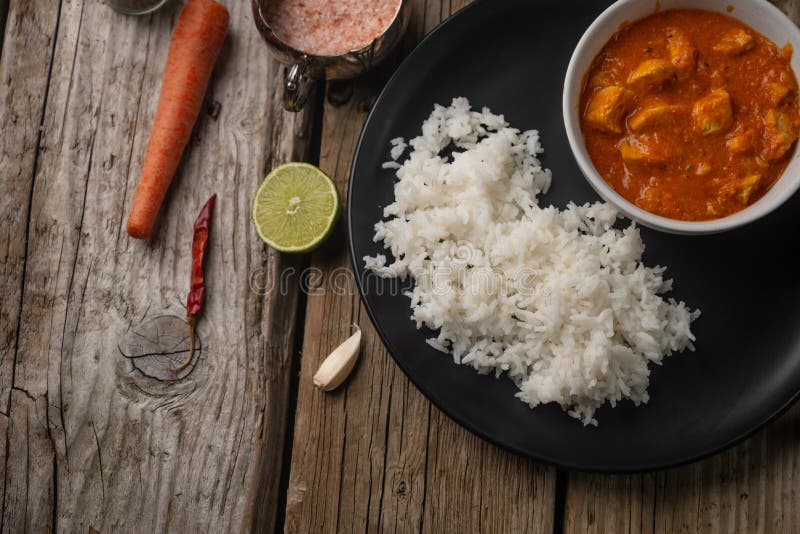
[0,0,312,531]
[0,2,62,531]
[563,2,800,533]
[283,1,556,532]
[564,405,800,534]
[239,66,316,534]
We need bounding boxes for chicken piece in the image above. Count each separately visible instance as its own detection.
[735,174,762,204]
[666,28,697,79]
[726,126,756,154]
[763,108,799,160]
[692,90,734,135]
[618,137,669,165]
[628,59,676,88]
[585,86,634,134]
[628,102,688,132]
[765,82,793,106]
[713,29,755,55]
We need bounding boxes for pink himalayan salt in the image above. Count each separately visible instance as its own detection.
[265,0,402,57]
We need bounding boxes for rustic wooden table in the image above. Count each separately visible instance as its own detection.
[2,0,800,532]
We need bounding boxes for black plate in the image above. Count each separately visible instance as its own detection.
[348,0,800,471]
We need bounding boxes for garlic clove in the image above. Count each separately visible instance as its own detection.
[313,325,361,392]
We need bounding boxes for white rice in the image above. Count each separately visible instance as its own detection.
[364,97,700,425]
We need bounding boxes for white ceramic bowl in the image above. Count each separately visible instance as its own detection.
[563,0,800,234]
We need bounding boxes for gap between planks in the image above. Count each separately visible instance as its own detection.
[0,0,9,56]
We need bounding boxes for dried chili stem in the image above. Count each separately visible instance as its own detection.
[171,315,197,373]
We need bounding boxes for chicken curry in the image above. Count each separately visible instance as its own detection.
[580,9,800,220]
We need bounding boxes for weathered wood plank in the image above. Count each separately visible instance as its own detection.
[284,1,557,532]
[284,80,389,534]
[0,1,62,530]
[421,408,557,534]
[239,76,317,534]
[564,2,800,532]
[564,405,800,534]
[1,0,313,530]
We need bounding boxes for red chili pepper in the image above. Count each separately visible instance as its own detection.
[172,194,216,372]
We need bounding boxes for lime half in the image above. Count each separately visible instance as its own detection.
[252,163,339,253]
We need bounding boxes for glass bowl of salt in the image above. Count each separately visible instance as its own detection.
[252,0,410,111]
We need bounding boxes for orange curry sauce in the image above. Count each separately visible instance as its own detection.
[580,9,800,221]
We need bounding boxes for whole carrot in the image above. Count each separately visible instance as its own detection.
[126,0,229,240]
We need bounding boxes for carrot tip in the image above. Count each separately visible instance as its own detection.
[126,221,151,240]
